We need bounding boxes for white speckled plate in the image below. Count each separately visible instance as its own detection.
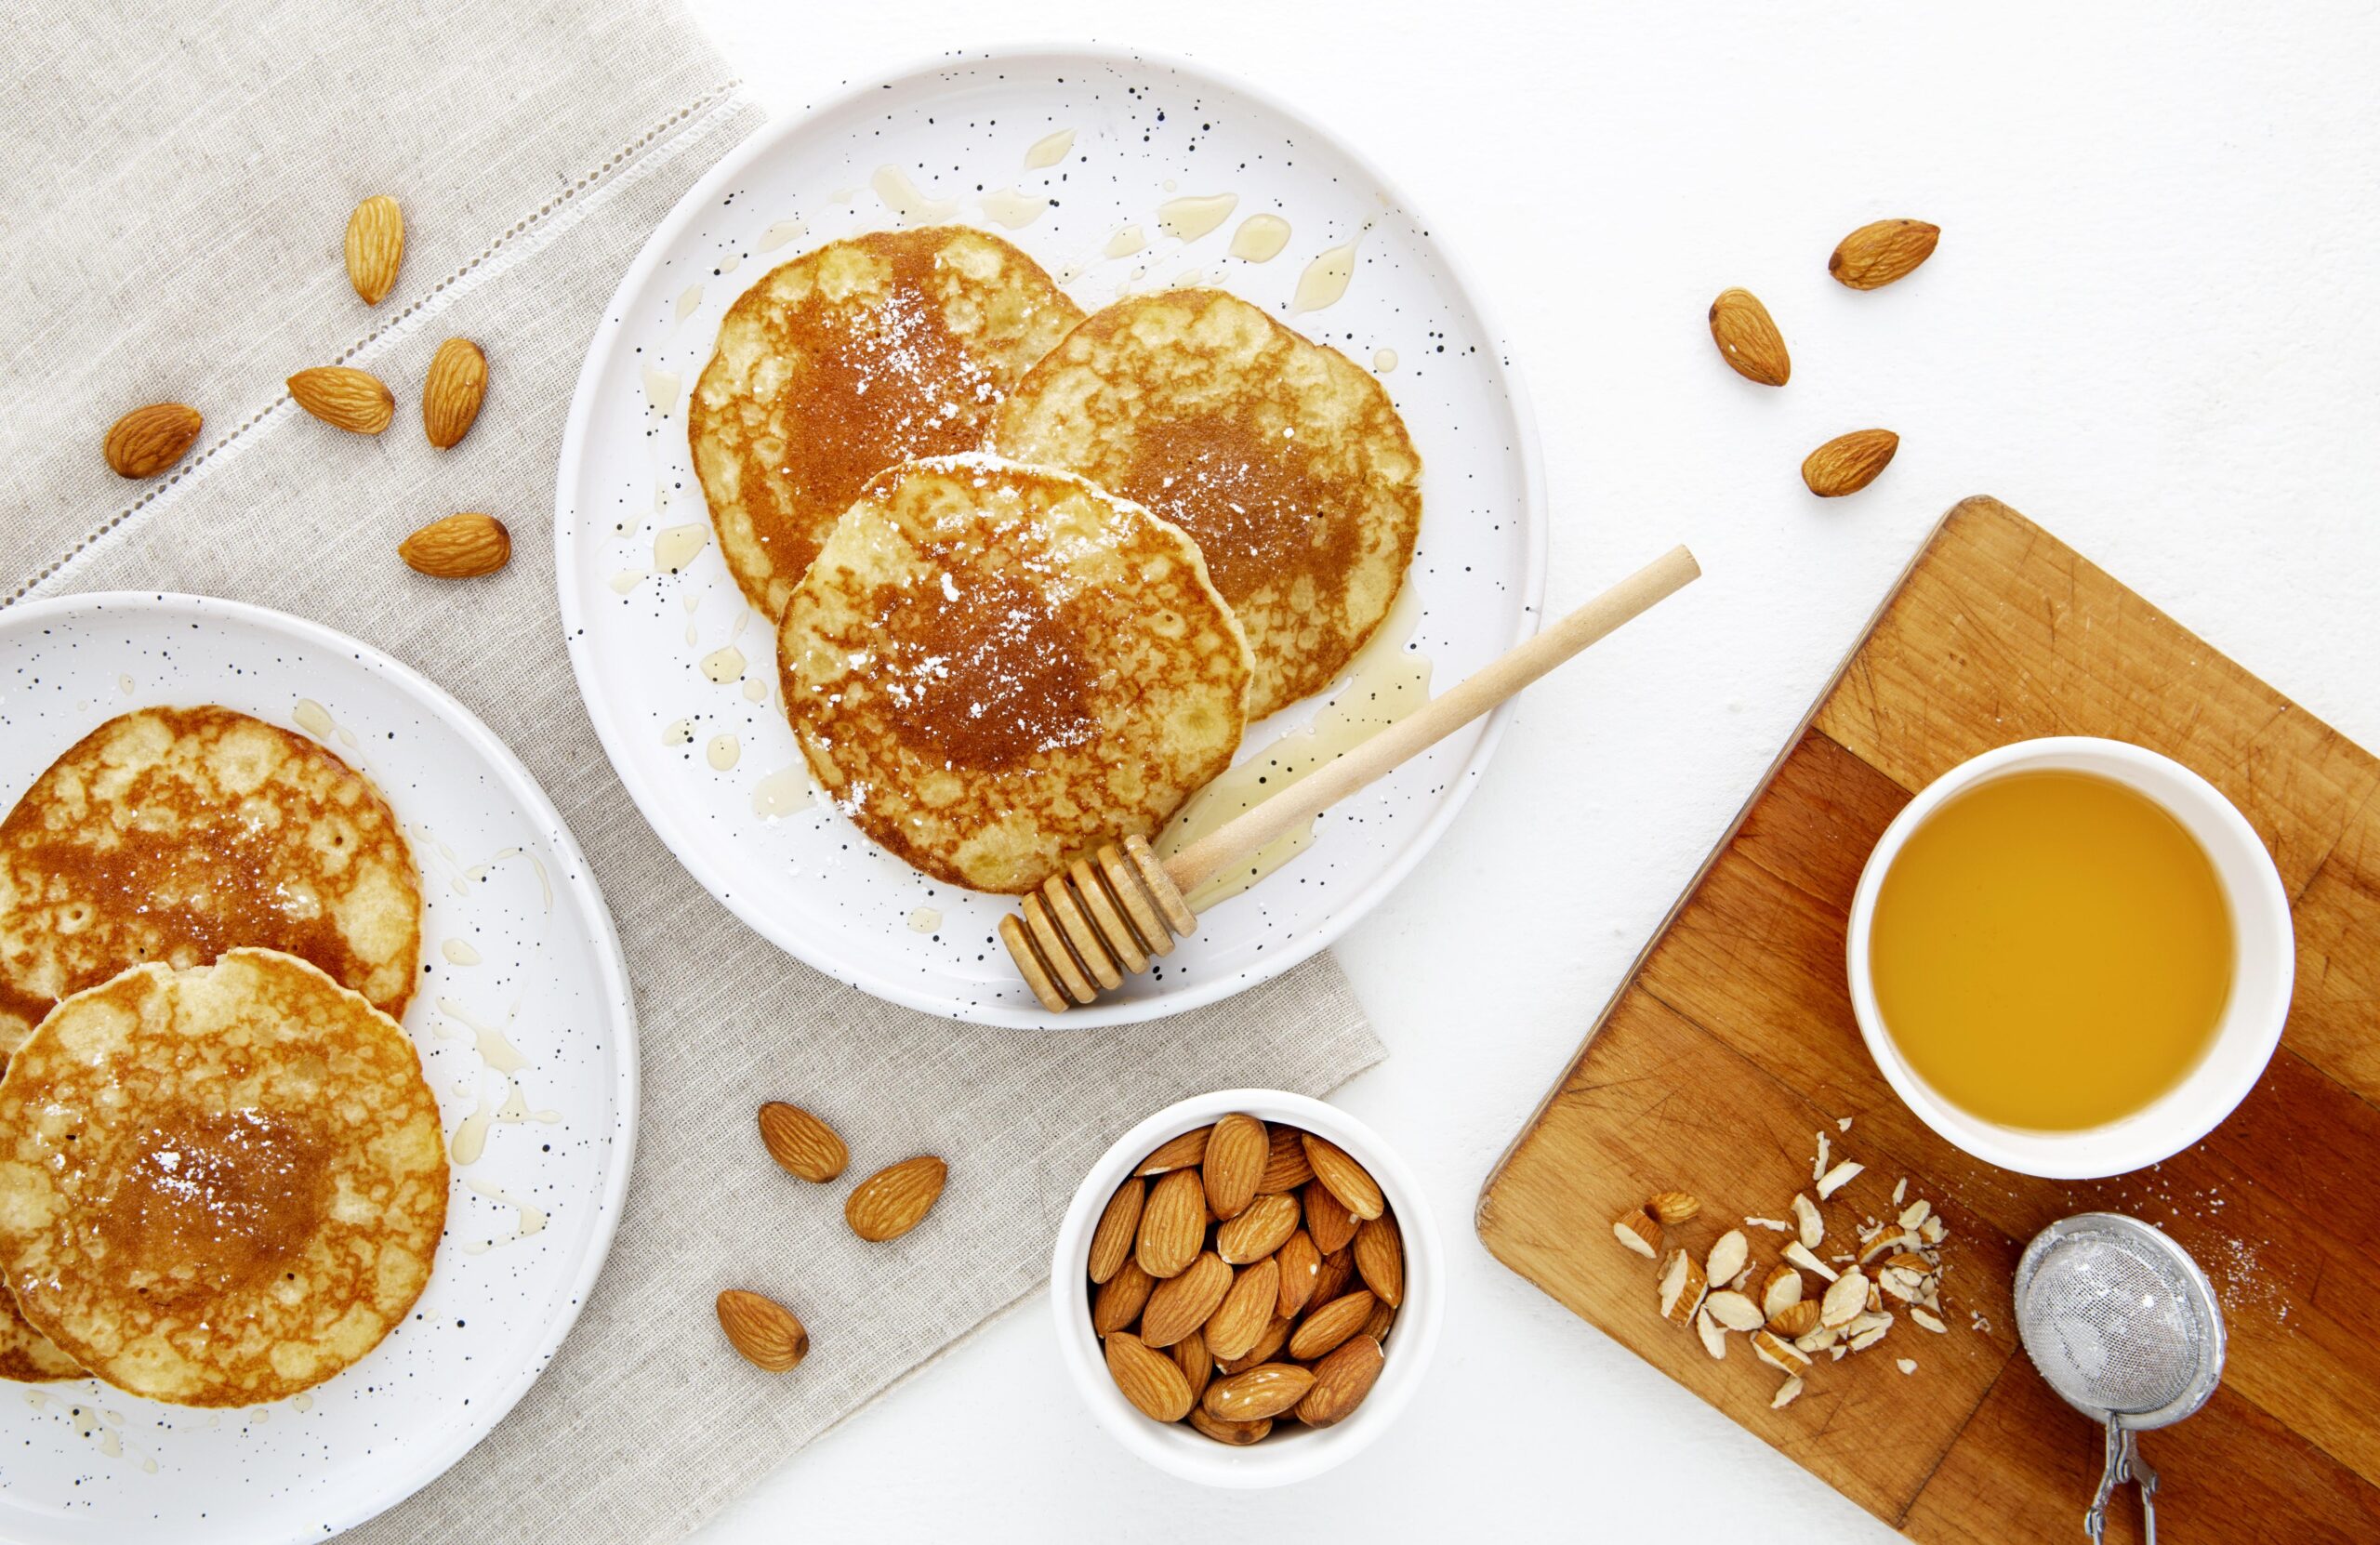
[0,594,635,1545]
[557,46,1544,1027]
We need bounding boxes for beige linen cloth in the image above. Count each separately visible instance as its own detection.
[0,3,1384,1538]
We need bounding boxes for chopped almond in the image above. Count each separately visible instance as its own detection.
[1612,1208,1661,1258]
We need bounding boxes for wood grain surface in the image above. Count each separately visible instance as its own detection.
[1476,497,2380,1542]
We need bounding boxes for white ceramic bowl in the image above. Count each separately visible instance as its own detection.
[1051,1091,1442,1487]
[1845,736,2293,1180]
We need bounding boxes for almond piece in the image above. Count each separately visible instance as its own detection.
[1783,1241,1838,1281]
[1136,1168,1208,1278]
[422,337,488,449]
[1288,1288,1378,1362]
[1294,1335,1384,1428]
[1204,1257,1280,1362]
[1136,1125,1212,1175]
[716,1288,808,1373]
[1306,1179,1361,1255]
[1091,1259,1155,1337]
[1086,1177,1145,1285]
[1302,1133,1384,1221]
[1354,1213,1404,1307]
[1610,1208,1661,1259]
[102,403,202,479]
[844,1155,946,1242]
[1106,1331,1195,1422]
[1897,1356,1919,1376]
[344,194,403,305]
[1802,432,1897,498]
[1704,1290,1764,1333]
[1257,1125,1315,1192]
[1142,1251,1233,1348]
[288,365,395,434]
[1829,218,1940,290]
[1658,1248,1709,1327]
[1310,1246,1355,1308]
[1202,1362,1315,1422]
[1708,287,1791,387]
[756,1102,846,1183]
[1792,1192,1824,1250]
[399,513,511,579]
[1768,1300,1822,1338]
[1909,1306,1949,1334]
[1646,1189,1702,1225]
[1821,1267,1871,1327]
[1188,1407,1270,1446]
[1695,1306,1728,1360]
[1752,1330,1811,1373]
[1171,1327,1212,1406]
[1706,1229,1749,1289]
[1274,1228,1322,1318]
[1217,1191,1300,1265]
[1898,1198,1933,1230]
[1218,1314,1290,1375]
[1200,1113,1267,1221]
[1771,1373,1805,1409]
[1760,1264,1805,1319]
[1793,1323,1841,1355]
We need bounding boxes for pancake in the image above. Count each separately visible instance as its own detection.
[0,706,422,1061]
[777,456,1251,893]
[992,288,1424,720]
[690,226,1085,620]
[0,949,448,1406]
[0,1297,84,1383]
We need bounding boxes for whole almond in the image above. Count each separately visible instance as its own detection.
[400,512,512,579]
[345,194,404,305]
[1136,1125,1211,1176]
[1201,1113,1266,1221]
[1294,1335,1384,1428]
[1646,1190,1702,1225]
[1135,1168,1208,1279]
[422,337,487,449]
[1215,1190,1299,1265]
[1310,1246,1355,1309]
[1170,1328,1212,1406]
[1829,218,1940,290]
[1218,1314,1290,1375]
[1303,1178,1359,1255]
[1354,1213,1405,1308]
[1274,1228,1322,1319]
[1104,1331,1194,1422]
[757,1102,846,1182]
[1289,1288,1378,1362]
[1086,1177,1145,1285]
[288,365,395,434]
[1769,1300,1824,1338]
[1362,1297,1397,1343]
[1188,1408,1271,1446]
[1202,1362,1315,1423]
[1802,429,1900,497]
[1707,288,1790,386]
[1141,1251,1232,1348]
[1203,1257,1280,1363]
[1091,1259,1155,1337]
[1302,1134,1383,1221]
[844,1155,946,1241]
[715,1288,808,1373]
[1257,1125,1315,1192]
[102,403,202,479]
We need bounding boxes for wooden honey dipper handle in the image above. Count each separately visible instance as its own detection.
[1000,544,1700,1010]
[1165,543,1702,893]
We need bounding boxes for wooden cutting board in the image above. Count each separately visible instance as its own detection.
[1477,497,2380,1542]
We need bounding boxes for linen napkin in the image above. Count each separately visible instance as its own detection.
[0,3,1386,1539]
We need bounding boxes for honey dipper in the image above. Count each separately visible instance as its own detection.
[998,544,1701,1010]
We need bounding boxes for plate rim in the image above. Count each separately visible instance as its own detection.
[553,42,1550,1027]
[0,588,641,1545]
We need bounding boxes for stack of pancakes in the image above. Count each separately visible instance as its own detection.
[0,706,444,1406]
[691,226,1422,894]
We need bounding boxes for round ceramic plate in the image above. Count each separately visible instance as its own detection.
[557,46,1544,1027]
[0,594,636,1545]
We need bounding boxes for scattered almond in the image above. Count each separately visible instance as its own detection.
[1896,1357,1919,1376]
[844,1155,946,1242]
[1141,1251,1233,1347]
[1898,1199,1933,1230]
[1136,1169,1209,1278]
[1202,1363,1314,1422]
[1802,432,1898,499]
[1752,1330,1811,1373]
[1696,1306,1728,1360]
[1909,1306,1949,1334]
[1611,1208,1661,1259]
[344,194,404,305]
[1302,1133,1384,1221]
[288,365,395,434]
[1105,1331,1194,1422]
[1820,1268,1870,1328]
[1704,1290,1764,1333]
[1829,218,1940,290]
[1354,1213,1404,1307]
[1771,1373,1805,1409]
[1087,1178,1145,1285]
[1783,1241,1838,1281]
[1706,1229,1749,1288]
[1295,1335,1384,1428]
[1288,1288,1377,1362]
[1203,1257,1279,1362]
[1216,1191,1299,1265]
[715,1288,808,1373]
[1708,287,1791,386]
[1136,1125,1212,1175]
[1768,1300,1822,1338]
[756,1102,846,1183]
[1646,1190,1701,1225]
[399,512,510,579]
[1760,1264,1805,1319]
[1792,1192,1824,1249]
[1657,1248,1709,1327]
[422,337,487,449]
[1257,1126,1315,1192]
[102,403,202,479]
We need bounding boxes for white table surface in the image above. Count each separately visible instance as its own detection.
[676,3,2380,1537]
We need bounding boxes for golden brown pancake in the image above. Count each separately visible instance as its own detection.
[993,288,1424,719]
[0,949,448,1406]
[0,1296,84,1383]
[777,456,1251,893]
[0,706,422,1060]
[690,226,1085,620]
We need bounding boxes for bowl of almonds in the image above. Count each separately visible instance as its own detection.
[1051,1090,1441,1486]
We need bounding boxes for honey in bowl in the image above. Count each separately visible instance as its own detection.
[1867,769,2233,1131]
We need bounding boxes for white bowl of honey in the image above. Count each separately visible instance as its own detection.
[1846,737,2293,1179]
